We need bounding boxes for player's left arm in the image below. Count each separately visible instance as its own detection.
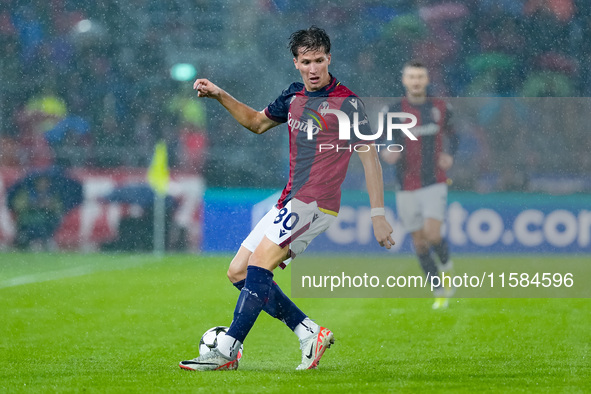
[357,145,395,249]
[438,102,460,171]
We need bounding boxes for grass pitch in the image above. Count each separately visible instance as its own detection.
[1,253,589,392]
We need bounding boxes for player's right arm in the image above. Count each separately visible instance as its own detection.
[193,78,280,134]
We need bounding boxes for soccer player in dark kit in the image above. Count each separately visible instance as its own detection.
[179,26,395,371]
[381,61,459,309]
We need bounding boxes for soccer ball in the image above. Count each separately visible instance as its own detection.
[199,326,243,360]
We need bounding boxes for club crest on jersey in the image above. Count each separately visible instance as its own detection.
[318,101,330,114]
[288,111,322,136]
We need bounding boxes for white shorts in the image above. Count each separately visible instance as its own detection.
[395,183,447,233]
[241,199,335,268]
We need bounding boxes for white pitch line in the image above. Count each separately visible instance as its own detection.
[0,255,158,289]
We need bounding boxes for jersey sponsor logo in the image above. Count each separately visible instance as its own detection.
[355,116,369,128]
[288,112,322,136]
[409,122,440,137]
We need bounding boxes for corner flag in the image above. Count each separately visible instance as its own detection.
[147,141,170,196]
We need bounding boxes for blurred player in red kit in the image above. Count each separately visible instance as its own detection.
[381,61,459,309]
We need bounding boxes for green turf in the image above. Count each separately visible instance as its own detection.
[0,253,589,392]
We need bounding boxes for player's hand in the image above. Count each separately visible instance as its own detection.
[372,216,395,249]
[380,150,401,165]
[193,78,221,99]
[438,153,453,171]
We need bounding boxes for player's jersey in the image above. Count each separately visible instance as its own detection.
[387,97,458,191]
[264,75,370,214]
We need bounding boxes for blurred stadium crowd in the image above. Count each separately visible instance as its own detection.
[1,0,590,192]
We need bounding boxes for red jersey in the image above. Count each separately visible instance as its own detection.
[264,76,370,214]
[388,97,458,191]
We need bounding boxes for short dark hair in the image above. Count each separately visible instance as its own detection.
[288,26,331,58]
[403,60,427,71]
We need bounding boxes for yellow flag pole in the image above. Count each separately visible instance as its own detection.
[147,141,170,256]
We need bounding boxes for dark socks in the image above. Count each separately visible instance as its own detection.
[233,278,306,331]
[417,252,440,287]
[432,239,450,266]
[226,266,273,343]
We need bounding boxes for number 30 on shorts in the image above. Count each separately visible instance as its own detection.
[273,208,299,230]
